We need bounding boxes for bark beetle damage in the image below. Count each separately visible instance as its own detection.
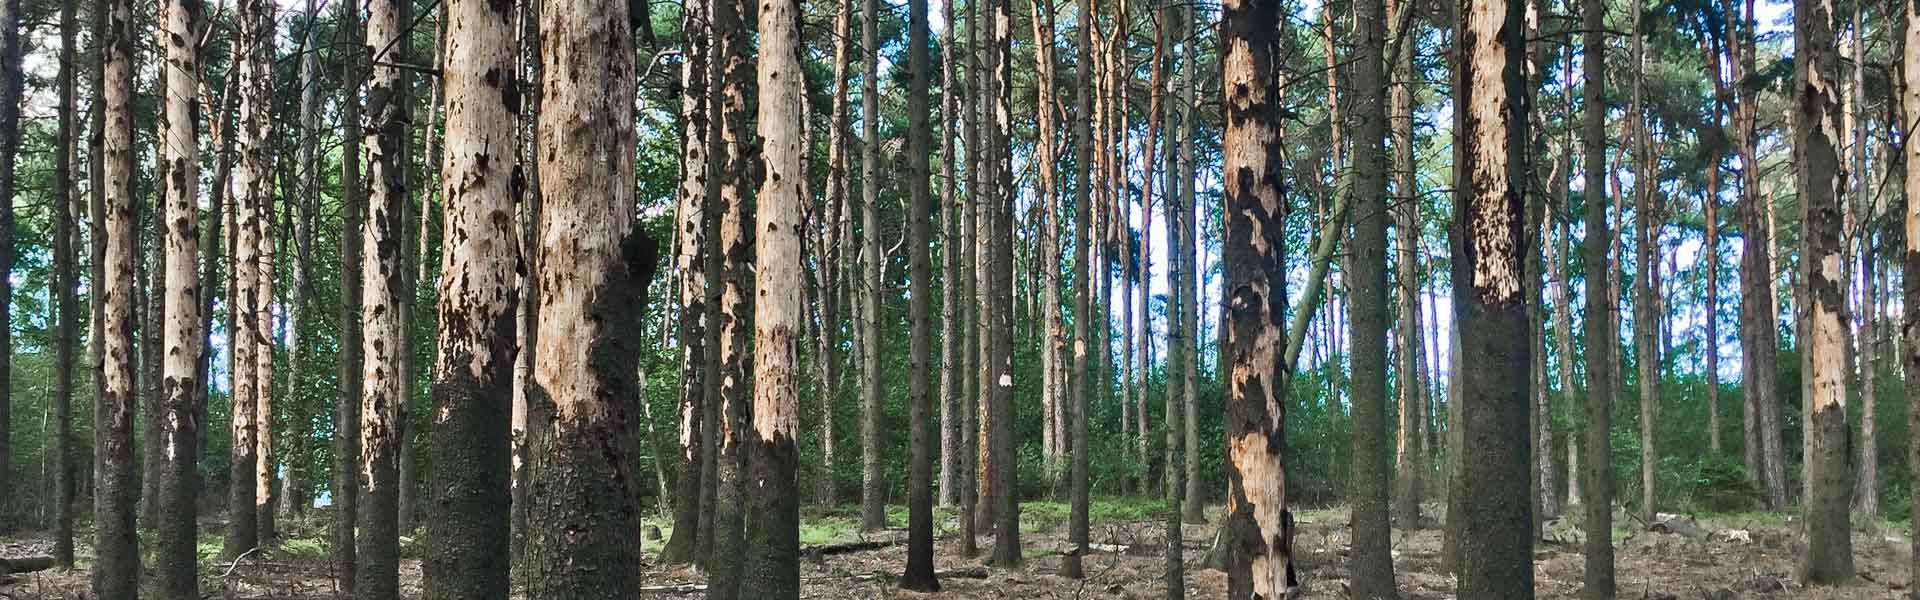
[1459,12,1525,309]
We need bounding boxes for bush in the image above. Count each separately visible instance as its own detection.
[1684,455,1761,513]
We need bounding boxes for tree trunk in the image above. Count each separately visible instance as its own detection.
[1848,0,1876,520]
[49,0,77,564]
[1162,12,1191,596]
[333,0,365,588]
[937,0,962,510]
[279,0,324,521]
[95,0,140,592]
[1220,0,1295,595]
[821,0,851,509]
[226,0,273,562]
[1900,0,1920,588]
[1346,0,1393,588]
[155,0,204,593]
[985,0,1022,567]
[81,0,105,562]
[1450,0,1532,590]
[0,0,16,541]
[523,0,654,594]
[859,0,887,531]
[1030,0,1064,473]
[1063,0,1094,575]
[255,67,279,542]
[1628,0,1660,524]
[1389,0,1426,529]
[900,0,938,587]
[660,0,712,565]
[420,0,520,593]
[1794,0,1855,579]
[705,0,756,591]
[1177,8,1205,525]
[972,0,997,532]
[355,0,410,593]
[1581,0,1616,592]
[958,0,981,556]
[744,0,806,590]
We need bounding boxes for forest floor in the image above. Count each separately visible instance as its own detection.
[2,499,1916,598]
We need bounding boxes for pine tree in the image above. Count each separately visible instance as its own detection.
[155,0,205,592]
[1346,0,1394,587]
[858,0,887,531]
[660,0,712,565]
[332,0,366,588]
[357,0,412,592]
[0,0,17,540]
[706,0,757,590]
[94,0,140,592]
[421,0,520,592]
[50,0,77,565]
[1794,0,1854,581]
[523,0,656,594]
[899,0,938,587]
[1062,0,1095,576]
[1581,0,1616,590]
[1220,0,1293,594]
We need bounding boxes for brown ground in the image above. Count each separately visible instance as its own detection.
[3,505,1914,598]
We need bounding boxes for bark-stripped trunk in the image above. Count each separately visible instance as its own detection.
[356,0,411,593]
[333,0,366,587]
[1451,0,1532,590]
[1063,0,1094,575]
[1220,0,1295,594]
[225,0,272,561]
[49,0,76,564]
[95,0,139,592]
[743,0,805,593]
[1580,0,1615,592]
[660,0,712,565]
[421,0,520,593]
[155,0,203,592]
[900,0,939,586]
[1346,0,1393,588]
[523,0,655,593]
[1795,0,1855,580]
[255,54,280,542]
[706,0,756,591]
[858,0,888,531]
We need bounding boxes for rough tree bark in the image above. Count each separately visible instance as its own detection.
[985,0,1022,567]
[155,0,204,592]
[225,0,272,561]
[1901,0,1920,589]
[1581,0,1616,592]
[1220,0,1295,594]
[356,0,411,593]
[859,0,887,531]
[660,0,711,565]
[421,0,520,592]
[741,0,805,593]
[1346,0,1394,588]
[1794,0,1855,580]
[937,0,962,510]
[900,0,939,586]
[820,0,850,508]
[94,0,139,592]
[1062,0,1094,576]
[49,0,76,564]
[333,0,366,587]
[1389,0,1426,528]
[0,0,16,540]
[523,0,657,594]
[706,0,757,590]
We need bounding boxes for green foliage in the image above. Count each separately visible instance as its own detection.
[1681,455,1762,513]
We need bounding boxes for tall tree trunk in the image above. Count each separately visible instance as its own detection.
[281,0,324,520]
[744,0,805,593]
[255,73,280,546]
[958,0,981,556]
[1899,0,1920,588]
[985,0,1022,567]
[1177,9,1204,525]
[660,0,712,565]
[1580,0,1616,592]
[95,0,139,591]
[1162,11,1190,595]
[333,0,366,587]
[421,0,520,592]
[226,0,273,561]
[821,0,851,509]
[49,0,76,563]
[1346,0,1393,587]
[705,0,756,590]
[1794,0,1855,579]
[1030,0,1064,472]
[937,0,962,510]
[1063,0,1094,575]
[900,0,939,586]
[1450,0,1532,590]
[0,0,16,540]
[1629,0,1660,524]
[83,0,104,562]
[1727,0,1783,508]
[155,0,205,590]
[1848,0,1876,520]
[1701,24,1726,458]
[972,0,997,532]
[1389,0,1426,528]
[859,0,887,531]
[1135,10,1162,497]
[356,0,411,592]
[523,0,654,593]
[1220,0,1295,594]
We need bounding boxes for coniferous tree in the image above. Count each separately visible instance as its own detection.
[0,0,16,539]
[357,0,412,592]
[523,0,657,595]
[94,0,139,592]
[1062,0,1095,576]
[858,0,887,531]
[50,0,78,566]
[899,0,938,587]
[661,0,713,565]
[706,0,757,589]
[421,0,521,591]
[1794,0,1854,581]
[1346,0,1393,588]
[333,0,366,587]
[1581,0,1616,590]
[155,0,205,592]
